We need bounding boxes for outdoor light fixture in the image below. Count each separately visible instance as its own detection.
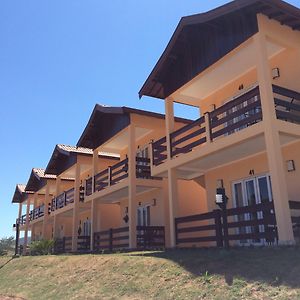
[287,160,296,172]
[79,185,85,202]
[152,198,157,206]
[272,67,280,79]
[125,206,128,214]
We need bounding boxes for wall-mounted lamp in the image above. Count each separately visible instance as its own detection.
[125,206,128,214]
[287,160,296,172]
[152,198,157,206]
[216,179,224,189]
[138,202,142,206]
[238,84,244,90]
[272,68,280,80]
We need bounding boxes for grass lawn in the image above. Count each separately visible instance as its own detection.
[0,247,300,299]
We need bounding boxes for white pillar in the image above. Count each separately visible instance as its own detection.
[255,33,294,244]
[128,125,137,249]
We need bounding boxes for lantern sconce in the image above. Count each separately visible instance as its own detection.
[287,160,296,172]
[125,206,128,214]
[152,198,157,206]
[272,68,280,80]
[216,179,224,189]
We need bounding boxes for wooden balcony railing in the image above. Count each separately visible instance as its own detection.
[30,204,45,221]
[86,157,157,196]
[273,85,300,124]
[94,225,165,252]
[152,85,263,165]
[152,136,167,166]
[50,188,75,212]
[94,226,129,251]
[17,214,27,225]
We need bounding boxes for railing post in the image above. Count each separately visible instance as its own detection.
[214,209,223,248]
[204,112,212,143]
[62,237,66,253]
[64,192,67,207]
[221,208,229,249]
[109,228,113,252]
[108,167,112,187]
[174,218,178,245]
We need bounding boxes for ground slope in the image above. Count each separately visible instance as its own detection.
[0,248,300,300]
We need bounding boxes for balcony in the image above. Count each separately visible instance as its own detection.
[152,85,300,177]
[50,188,75,213]
[17,215,27,226]
[85,157,162,202]
[30,204,45,222]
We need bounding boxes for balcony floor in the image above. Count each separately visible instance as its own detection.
[86,178,163,204]
[153,121,300,180]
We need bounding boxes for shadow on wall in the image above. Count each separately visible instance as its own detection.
[128,246,300,288]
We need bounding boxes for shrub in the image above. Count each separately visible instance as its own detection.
[0,236,15,256]
[29,239,54,255]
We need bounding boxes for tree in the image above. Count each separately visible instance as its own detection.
[0,236,15,256]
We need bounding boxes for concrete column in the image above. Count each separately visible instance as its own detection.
[23,197,31,252]
[255,33,294,244]
[53,177,62,239]
[18,202,22,221]
[165,97,179,248]
[42,184,50,239]
[128,125,137,249]
[167,168,179,248]
[72,163,81,251]
[165,97,175,160]
[90,149,99,251]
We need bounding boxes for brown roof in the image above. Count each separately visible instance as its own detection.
[45,144,120,175]
[77,104,191,149]
[139,0,300,99]
[12,184,34,203]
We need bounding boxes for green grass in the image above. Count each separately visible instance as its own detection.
[0,247,300,299]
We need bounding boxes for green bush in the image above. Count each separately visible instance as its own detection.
[29,239,54,255]
[0,237,15,256]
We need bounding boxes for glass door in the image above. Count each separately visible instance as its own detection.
[233,175,273,245]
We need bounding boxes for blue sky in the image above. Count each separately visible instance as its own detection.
[0,0,299,238]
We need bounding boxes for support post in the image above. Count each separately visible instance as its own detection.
[90,149,99,251]
[72,164,81,252]
[53,176,62,240]
[254,32,294,244]
[165,97,175,160]
[128,125,137,249]
[23,197,31,253]
[42,184,50,239]
[167,168,178,248]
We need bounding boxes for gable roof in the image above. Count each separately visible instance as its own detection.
[45,144,120,175]
[12,184,34,203]
[25,168,57,192]
[77,104,191,149]
[139,0,300,100]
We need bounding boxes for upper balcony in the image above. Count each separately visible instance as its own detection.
[29,204,45,223]
[85,156,162,202]
[151,84,300,178]
[49,187,75,214]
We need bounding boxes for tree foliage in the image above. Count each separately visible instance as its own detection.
[0,236,15,256]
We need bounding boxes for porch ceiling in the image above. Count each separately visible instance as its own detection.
[175,37,286,105]
[90,179,163,204]
[99,127,153,154]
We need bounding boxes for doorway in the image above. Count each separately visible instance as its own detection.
[232,174,274,245]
